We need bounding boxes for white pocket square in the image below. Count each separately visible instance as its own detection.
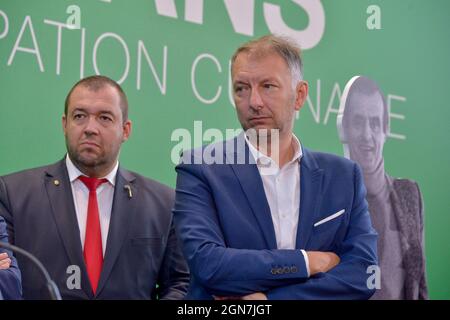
[314,209,345,227]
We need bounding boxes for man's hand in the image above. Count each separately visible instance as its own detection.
[240,292,267,300]
[306,251,340,275]
[0,252,12,269]
[214,292,268,300]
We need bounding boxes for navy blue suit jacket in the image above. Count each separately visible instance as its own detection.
[173,135,378,299]
[0,216,22,299]
[0,160,189,299]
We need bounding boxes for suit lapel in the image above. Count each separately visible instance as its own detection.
[96,167,136,296]
[227,135,277,249]
[44,160,93,298]
[296,148,324,249]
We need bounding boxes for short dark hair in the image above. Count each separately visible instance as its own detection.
[64,75,129,122]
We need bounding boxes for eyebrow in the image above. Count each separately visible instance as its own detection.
[232,81,249,89]
[233,77,279,85]
[72,108,115,117]
[260,77,279,83]
[352,114,381,121]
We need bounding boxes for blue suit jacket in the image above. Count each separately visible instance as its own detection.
[173,135,378,299]
[0,216,22,300]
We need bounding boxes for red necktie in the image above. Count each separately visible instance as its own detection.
[79,176,108,294]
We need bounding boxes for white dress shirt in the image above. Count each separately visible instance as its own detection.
[66,155,118,256]
[245,134,310,276]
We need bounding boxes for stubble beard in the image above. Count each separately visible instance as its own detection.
[66,139,109,175]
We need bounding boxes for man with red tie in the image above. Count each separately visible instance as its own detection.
[0,75,189,299]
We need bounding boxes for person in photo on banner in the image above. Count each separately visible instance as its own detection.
[173,35,378,300]
[0,75,189,299]
[337,75,428,299]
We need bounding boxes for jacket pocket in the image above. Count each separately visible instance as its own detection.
[313,209,345,227]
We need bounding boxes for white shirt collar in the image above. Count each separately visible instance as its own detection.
[65,154,118,186]
[245,133,303,167]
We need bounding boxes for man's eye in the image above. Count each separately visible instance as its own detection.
[73,114,85,120]
[234,84,249,94]
[100,115,113,122]
[354,119,364,128]
[370,119,381,130]
[263,83,276,89]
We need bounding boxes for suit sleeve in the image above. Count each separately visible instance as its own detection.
[0,213,22,300]
[173,153,309,297]
[0,177,14,244]
[156,218,190,300]
[265,164,378,299]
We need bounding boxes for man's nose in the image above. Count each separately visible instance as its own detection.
[84,116,100,135]
[360,122,372,142]
[249,88,264,111]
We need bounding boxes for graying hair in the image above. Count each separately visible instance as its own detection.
[231,34,303,88]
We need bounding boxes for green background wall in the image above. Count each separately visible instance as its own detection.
[0,0,448,299]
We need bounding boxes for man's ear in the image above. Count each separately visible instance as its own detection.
[336,112,347,144]
[62,114,67,136]
[383,114,390,143]
[295,81,308,111]
[122,120,132,142]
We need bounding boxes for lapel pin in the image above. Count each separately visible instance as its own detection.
[53,180,60,186]
[124,185,133,199]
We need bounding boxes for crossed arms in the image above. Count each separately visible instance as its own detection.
[173,156,378,300]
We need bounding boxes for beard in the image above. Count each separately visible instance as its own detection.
[66,139,109,171]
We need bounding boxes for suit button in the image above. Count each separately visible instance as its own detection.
[290,266,298,273]
[271,268,277,275]
[277,267,283,274]
[283,266,290,274]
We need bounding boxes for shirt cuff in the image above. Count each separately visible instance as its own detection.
[300,249,310,277]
